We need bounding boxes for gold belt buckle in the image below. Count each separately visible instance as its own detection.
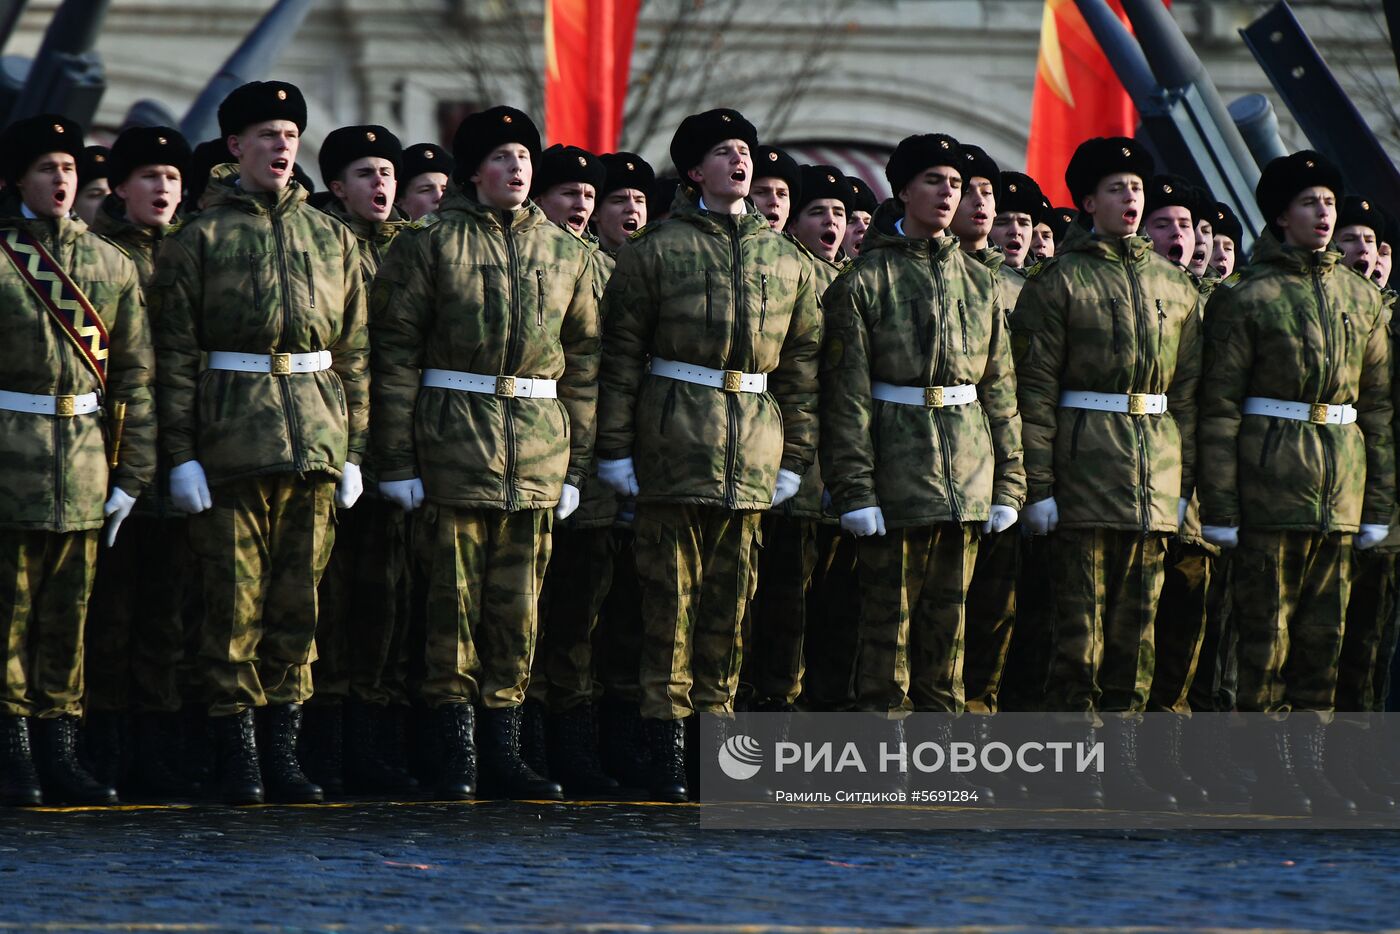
[270,352,292,376]
[925,386,945,408]
[1309,403,1330,425]
[54,395,75,417]
[496,376,517,398]
[722,370,743,393]
[1128,393,1148,416]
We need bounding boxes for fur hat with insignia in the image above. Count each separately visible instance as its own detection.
[76,145,109,189]
[1064,136,1154,210]
[794,164,852,214]
[599,152,655,199]
[531,144,606,198]
[651,175,681,214]
[401,143,453,183]
[997,172,1046,224]
[1047,206,1079,243]
[753,145,802,202]
[669,108,758,181]
[0,115,84,185]
[319,125,402,185]
[848,176,878,215]
[885,133,962,197]
[1337,195,1381,235]
[1143,174,1198,225]
[107,126,192,188]
[958,144,1001,194]
[452,105,541,184]
[1211,201,1243,246]
[218,80,307,138]
[1256,150,1344,228]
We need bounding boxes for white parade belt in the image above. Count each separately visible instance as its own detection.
[650,357,767,393]
[0,389,99,417]
[871,381,977,408]
[205,350,333,375]
[1243,396,1357,426]
[1059,390,1168,415]
[421,368,557,399]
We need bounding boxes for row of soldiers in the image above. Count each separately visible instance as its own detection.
[0,78,1396,816]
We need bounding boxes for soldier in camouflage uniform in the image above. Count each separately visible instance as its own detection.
[844,176,877,258]
[82,126,196,798]
[526,143,621,796]
[1029,197,1059,264]
[822,133,1023,728]
[1012,138,1201,810]
[1209,202,1241,280]
[0,116,154,807]
[371,106,599,802]
[394,143,451,222]
[299,124,416,797]
[1199,152,1394,815]
[750,145,800,233]
[1188,186,1214,281]
[596,108,821,801]
[151,81,368,806]
[74,145,111,227]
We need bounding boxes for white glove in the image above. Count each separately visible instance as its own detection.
[1356,524,1391,551]
[335,462,363,509]
[1201,525,1239,549]
[380,477,425,512]
[1178,497,1189,529]
[598,457,640,497]
[170,460,212,514]
[1022,497,1058,535]
[555,483,580,520]
[840,506,887,537]
[982,505,1018,535]
[103,487,136,547]
[771,469,801,507]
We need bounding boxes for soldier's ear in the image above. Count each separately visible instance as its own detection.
[328,179,347,201]
[227,134,243,160]
[686,166,705,187]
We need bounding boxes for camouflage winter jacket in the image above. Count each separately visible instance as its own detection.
[820,204,1025,527]
[1010,223,1202,533]
[997,258,1027,314]
[370,192,600,511]
[1198,232,1394,533]
[321,197,409,281]
[151,166,368,486]
[597,190,822,510]
[566,236,620,529]
[0,194,155,532]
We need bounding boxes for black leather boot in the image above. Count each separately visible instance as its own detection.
[432,703,477,801]
[1244,719,1310,816]
[1288,718,1356,816]
[644,718,689,803]
[35,716,118,806]
[127,712,201,800]
[296,703,343,797]
[256,705,323,804]
[1326,722,1397,813]
[1140,714,1208,806]
[0,715,42,806]
[212,710,263,805]
[478,706,563,800]
[546,703,621,798]
[344,700,419,796]
[598,699,650,792]
[1101,717,1178,812]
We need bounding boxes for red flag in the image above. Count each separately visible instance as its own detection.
[1025,0,1142,207]
[545,0,642,153]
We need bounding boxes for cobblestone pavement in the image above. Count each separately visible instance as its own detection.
[0,802,1397,931]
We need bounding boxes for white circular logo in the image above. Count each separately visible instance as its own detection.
[717,734,763,781]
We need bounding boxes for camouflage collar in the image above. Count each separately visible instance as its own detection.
[204,163,309,217]
[91,192,177,244]
[1249,228,1341,275]
[1060,221,1153,263]
[670,186,769,237]
[0,190,86,243]
[784,229,844,272]
[965,244,1005,273]
[438,189,546,233]
[321,196,407,245]
[862,199,960,262]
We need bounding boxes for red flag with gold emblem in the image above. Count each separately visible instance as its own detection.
[1026,0,1155,206]
[544,0,642,153]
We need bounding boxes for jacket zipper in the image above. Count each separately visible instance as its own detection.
[271,213,307,472]
[1110,297,1123,353]
[723,218,744,509]
[503,215,521,510]
[957,298,968,353]
[931,248,960,521]
[1125,250,1150,530]
[303,251,316,308]
[1313,262,1335,530]
[1070,410,1086,460]
[536,269,545,326]
[1156,299,1166,351]
[760,273,768,332]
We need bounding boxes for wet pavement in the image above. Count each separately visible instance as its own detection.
[1,801,1398,931]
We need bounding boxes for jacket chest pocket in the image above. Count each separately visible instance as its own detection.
[209,251,279,340]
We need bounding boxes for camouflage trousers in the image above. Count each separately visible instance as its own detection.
[416,505,551,710]
[1233,529,1351,715]
[634,504,761,721]
[1046,529,1168,714]
[999,534,1055,711]
[532,524,619,712]
[963,528,1021,713]
[856,523,978,715]
[1336,549,1395,712]
[800,527,861,711]
[188,474,336,716]
[0,529,97,719]
[1186,550,1237,712]
[593,527,643,704]
[1147,541,1214,714]
[310,496,415,707]
[738,515,818,708]
[85,516,191,714]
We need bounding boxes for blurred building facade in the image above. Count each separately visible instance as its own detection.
[8,0,1398,195]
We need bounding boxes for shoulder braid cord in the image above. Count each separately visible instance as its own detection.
[0,226,109,390]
